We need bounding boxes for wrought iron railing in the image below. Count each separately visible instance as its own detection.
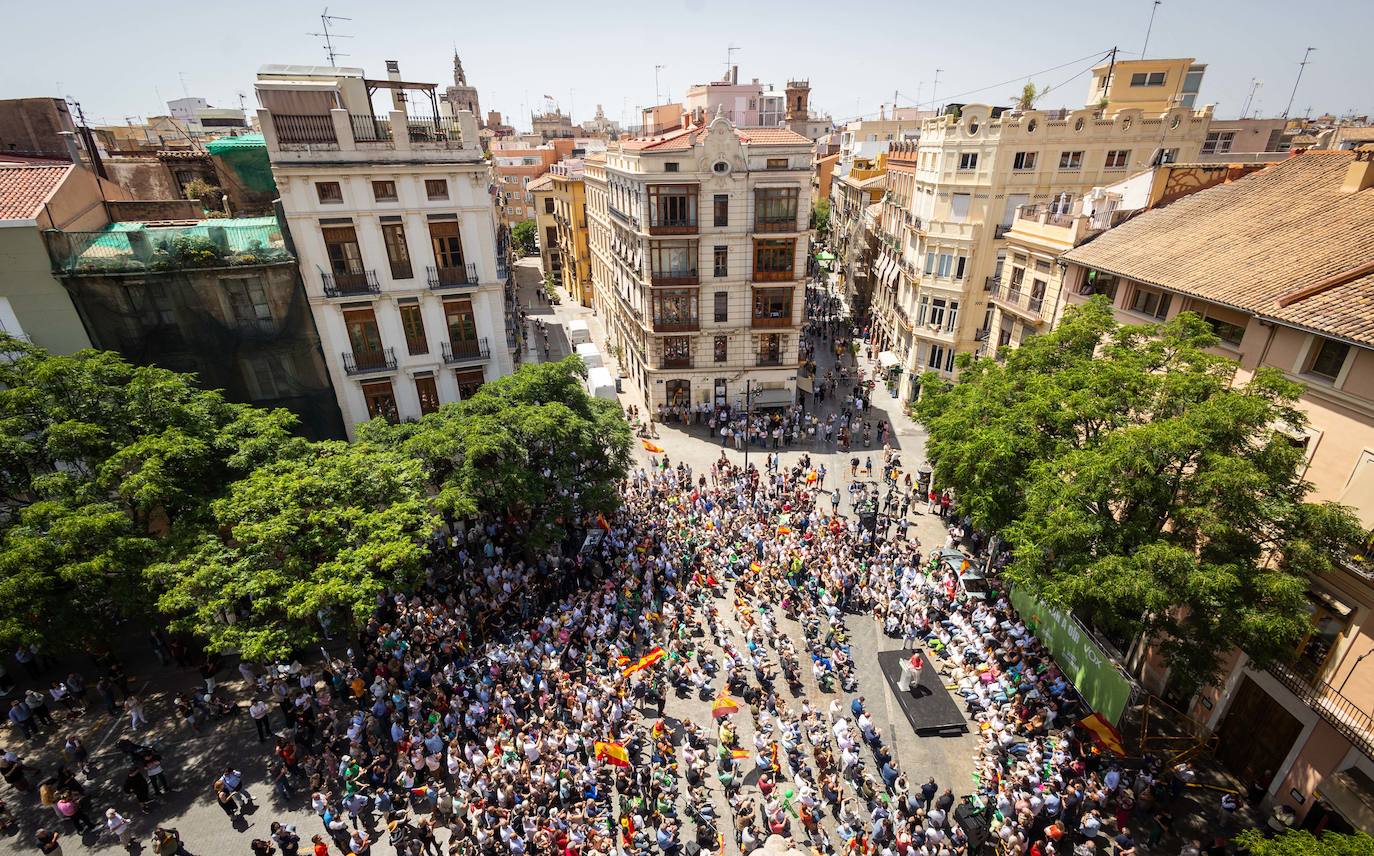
[1269,662,1374,759]
[343,347,397,375]
[427,262,479,289]
[273,114,337,145]
[323,268,380,297]
[350,114,394,143]
[442,338,490,364]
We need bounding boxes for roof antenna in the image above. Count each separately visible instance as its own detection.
[308,7,353,66]
[1282,47,1316,119]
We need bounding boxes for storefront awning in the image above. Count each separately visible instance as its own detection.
[878,351,901,369]
[752,387,794,408]
[796,375,814,393]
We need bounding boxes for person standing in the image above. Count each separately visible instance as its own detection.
[249,698,273,742]
[105,808,133,848]
[7,700,35,741]
[35,827,62,856]
[123,765,154,813]
[124,695,147,731]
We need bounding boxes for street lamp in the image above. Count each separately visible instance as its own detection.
[1338,648,1374,696]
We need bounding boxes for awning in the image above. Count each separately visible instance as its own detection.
[751,387,795,408]
[1315,768,1374,834]
[796,375,815,393]
[814,250,836,261]
[878,351,901,369]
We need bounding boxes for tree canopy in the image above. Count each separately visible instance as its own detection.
[511,218,538,256]
[152,442,436,662]
[1236,829,1374,856]
[915,299,1369,688]
[0,335,303,653]
[360,357,631,549]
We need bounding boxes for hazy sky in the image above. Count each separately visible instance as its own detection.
[5,0,1370,130]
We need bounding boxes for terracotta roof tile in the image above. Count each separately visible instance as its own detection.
[0,164,72,221]
[734,127,813,146]
[617,123,812,153]
[526,174,554,192]
[1062,152,1374,344]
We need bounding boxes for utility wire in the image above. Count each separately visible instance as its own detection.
[836,49,1115,124]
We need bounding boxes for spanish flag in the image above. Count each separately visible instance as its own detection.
[1078,712,1126,757]
[595,740,631,767]
[641,439,665,454]
[712,693,740,719]
[622,646,667,677]
[749,561,763,573]
[730,748,750,761]
[652,719,666,739]
[806,470,818,484]
[777,525,792,535]
[596,512,611,531]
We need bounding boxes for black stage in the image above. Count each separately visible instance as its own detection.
[877,649,969,736]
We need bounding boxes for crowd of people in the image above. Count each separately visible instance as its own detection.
[0,276,1219,856]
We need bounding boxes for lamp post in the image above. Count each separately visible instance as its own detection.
[1338,648,1374,696]
[743,378,753,475]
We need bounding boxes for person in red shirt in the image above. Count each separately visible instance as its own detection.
[311,834,329,856]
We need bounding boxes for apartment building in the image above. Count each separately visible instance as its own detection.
[1086,56,1207,111]
[528,174,560,282]
[586,117,814,410]
[550,160,592,306]
[1057,150,1374,833]
[255,62,513,437]
[491,138,572,226]
[861,62,1211,400]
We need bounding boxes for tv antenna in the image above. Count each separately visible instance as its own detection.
[1141,0,1162,58]
[1282,47,1315,119]
[308,8,353,66]
[654,65,665,106]
[726,44,740,77]
[1239,79,1262,119]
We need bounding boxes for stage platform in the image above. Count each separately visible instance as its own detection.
[877,649,969,737]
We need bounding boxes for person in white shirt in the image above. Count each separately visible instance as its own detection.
[248,699,271,742]
[105,809,132,847]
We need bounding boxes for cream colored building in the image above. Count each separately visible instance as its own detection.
[1086,57,1207,111]
[586,117,814,410]
[255,63,513,437]
[528,174,560,282]
[550,160,592,306]
[1053,150,1374,832]
[865,85,1211,401]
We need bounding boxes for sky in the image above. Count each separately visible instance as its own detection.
[5,0,1371,131]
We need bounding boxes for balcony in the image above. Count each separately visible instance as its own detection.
[994,224,1012,239]
[608,204,640,230]
[991,284,1047,320]
[650,269,699,286]
[752,313,793,329]
[1269,661,1374,759]
[752,269,795,283]
[984,275,1000,293]
[661,355,693,369]
[648,220,697,236]
[274,114,337,146]
[756,353,784,367]
[406,115,464,148]
[349,114,394,143]
[427,262,479,290]
[652,318,700,333]
[343,347,397,376]
[754,216,800,234]
[442,338,490,364]
[323,269,380,297]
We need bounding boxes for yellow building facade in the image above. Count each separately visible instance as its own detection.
[550,161,593,306]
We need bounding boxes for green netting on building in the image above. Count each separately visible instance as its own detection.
[205,134,277,194]
[50,217,289,274]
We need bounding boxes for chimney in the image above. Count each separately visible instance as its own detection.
[386,60,406,112]
[1340,145,1374,194]
[731,66,739,85]
[58,131,83,164]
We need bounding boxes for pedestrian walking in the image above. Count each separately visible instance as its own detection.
[218,767,253,809]
[123,765,154,813]
[249,698,273,742]
[105,808,133,849]
[214,781,239,819]
[124,695,147,731]
[35,827,62,856]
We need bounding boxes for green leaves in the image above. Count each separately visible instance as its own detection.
[511,219,538,256]
[1236,829,1374,856]
[153,442,436,663]
[916,299,1370,690]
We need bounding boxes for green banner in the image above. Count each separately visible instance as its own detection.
[1009,586,1133,726]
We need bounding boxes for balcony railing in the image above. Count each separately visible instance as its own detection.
[754,216,799,234]
[752,314,793,329]
[442,338,490,364]
[1269,662,1374,759]
[661,355,693,369]
[274,114,337,146]
[991,284,1046,318]
[608,205,640,230]
[752,269,795,283]
[323,268,380,297]
[343,346,397,376]
[648,219,697,236]
[652,318,700,333]
[350,114,394,143]
[984,275,1000,293]
[994,224,1012,239]
[756,354,784,367]
[406,115,463,146]
[650,269,699,286]
[427,262,479,290]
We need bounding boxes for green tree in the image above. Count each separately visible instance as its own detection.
[811,199,831,236]
[512,218,538,256]
[153,442,436,662]
[0,336,303,653]
[361,357,631,549]
[1236,829,1374,856]
[182,178,225,212]
[1016,83,1040,111]
[915,298,1369,688]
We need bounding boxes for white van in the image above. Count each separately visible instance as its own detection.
[575,342,604,369]
[567,320,592,346]
[586,366,617,401]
